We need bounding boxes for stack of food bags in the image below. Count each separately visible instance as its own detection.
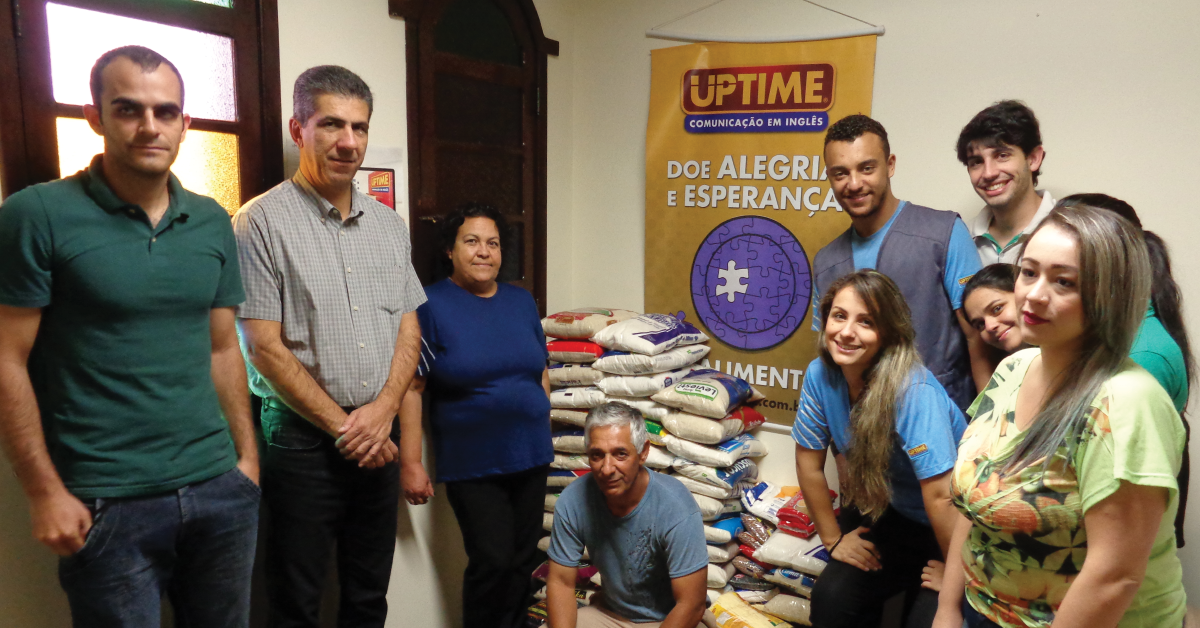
[547,311,712,469]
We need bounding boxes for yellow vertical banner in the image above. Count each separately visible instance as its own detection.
[645,37,877,425]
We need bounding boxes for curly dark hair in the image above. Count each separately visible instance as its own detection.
[956,100,1044,184]
[438,202,507,274]
[824,114,890,157]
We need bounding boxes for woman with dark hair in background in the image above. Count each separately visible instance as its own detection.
[398,202,553,628]
[962,264,1026,356]
[934,204,1186,628]
[1061,193,1192,547]
[793,269,967,628]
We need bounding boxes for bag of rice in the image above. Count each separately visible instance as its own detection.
[550,387,607,409]
[645,419,667,446]
[708,541,740,563]
[644,445,675,469]
[705,513,745,544]
[549,363,605,388]
[710,591,791,628]
[707,562,736,588]
[596,367,696,398]
[551,454,589,470]
[547,469,589,487]
[662,406,767,445]
[694,493,743,521]
[777,490,838,539]
[606,396,670,419]
[729,588,777,607]
[542,308,639,340]
[754,531,829,576]
[551,409,588,427]
[544,493,559,512]
[551,430,586,454]
[591,345,711,376]
[674,458,759,490]
[542,513,554,532]
[759,595,811,625]
[546,341,605,363]
[762,569,816,598]
[741,482,800,526]
[664,434,766,468]
[591,313,709,355]
[675,474,742,500]
[652,370,765,419]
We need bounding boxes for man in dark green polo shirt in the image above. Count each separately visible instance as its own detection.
[0,46,260,627]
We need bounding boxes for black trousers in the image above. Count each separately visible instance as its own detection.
[445,465,551,628]
[259,399,400,628]
[810,506,942,628]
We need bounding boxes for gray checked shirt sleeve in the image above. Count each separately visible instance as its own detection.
[231,207,282,322]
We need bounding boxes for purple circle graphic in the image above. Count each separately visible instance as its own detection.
[690,216,812,350]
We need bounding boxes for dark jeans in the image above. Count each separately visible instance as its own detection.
[810,506,942,628]
[58,467,261,628]
[260,400,400,628]
[445,465,551,628]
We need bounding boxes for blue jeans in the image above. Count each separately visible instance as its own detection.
[57,466,261,628]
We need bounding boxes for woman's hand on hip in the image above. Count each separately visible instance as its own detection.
[832,526,882,572]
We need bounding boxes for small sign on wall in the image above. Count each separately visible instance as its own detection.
[353,167,396,210]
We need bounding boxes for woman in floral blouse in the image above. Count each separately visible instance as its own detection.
[934,203,1186,628]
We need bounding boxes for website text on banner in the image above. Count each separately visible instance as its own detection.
[645,37,878,425]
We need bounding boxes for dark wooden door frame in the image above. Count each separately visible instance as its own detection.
[0,0,283,202]
[389,0,557,315]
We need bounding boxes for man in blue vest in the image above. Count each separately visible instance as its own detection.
[811,114,984,411]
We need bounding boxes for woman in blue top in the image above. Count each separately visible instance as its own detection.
[793,269,967,628]
[399,203,552,628]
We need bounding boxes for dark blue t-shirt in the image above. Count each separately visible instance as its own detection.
[416,279,553,482]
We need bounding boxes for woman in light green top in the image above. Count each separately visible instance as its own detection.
[933,204,1186,628]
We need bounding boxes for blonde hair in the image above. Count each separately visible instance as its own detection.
[1004,203,1151,473]
[818,270,921,521]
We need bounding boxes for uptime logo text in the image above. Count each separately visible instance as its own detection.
[681,64,834,114]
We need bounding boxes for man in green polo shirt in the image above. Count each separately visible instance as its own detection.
[0,46,260,627]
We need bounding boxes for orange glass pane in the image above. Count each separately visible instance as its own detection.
[57,117,242,215]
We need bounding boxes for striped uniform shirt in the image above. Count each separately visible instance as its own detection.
[232,172,426,407]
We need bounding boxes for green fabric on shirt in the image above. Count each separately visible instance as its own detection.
[0,156,244,498]
[1131,308,1189,413]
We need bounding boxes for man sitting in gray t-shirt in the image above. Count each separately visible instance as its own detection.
[547,402,708,628]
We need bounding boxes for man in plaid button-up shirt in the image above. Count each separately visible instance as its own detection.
[233,65,423,628]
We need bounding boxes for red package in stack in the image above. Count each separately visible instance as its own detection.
[777,489,838,538]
